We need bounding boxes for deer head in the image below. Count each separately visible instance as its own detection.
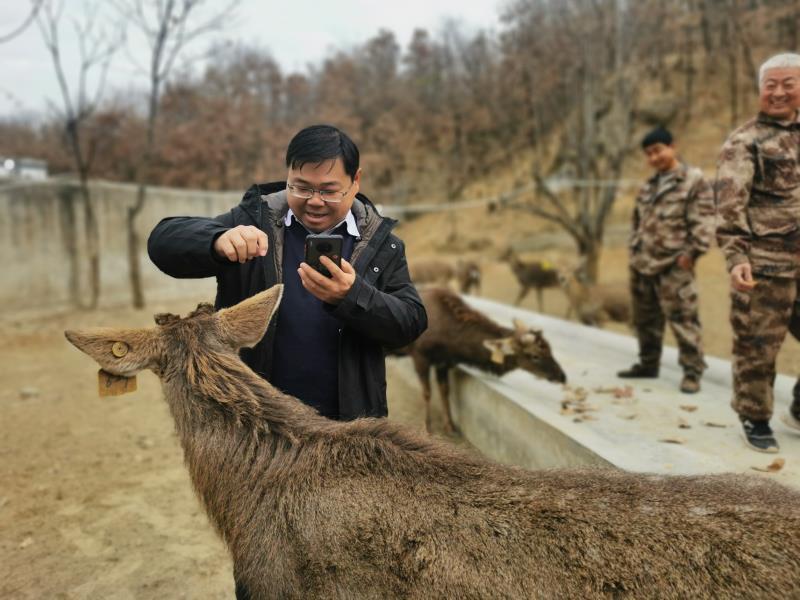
[483,318,567,383]
[64,286,284,384]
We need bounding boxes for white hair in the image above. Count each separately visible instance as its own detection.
[759,53,800,88]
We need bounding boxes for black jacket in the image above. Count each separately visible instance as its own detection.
[147,182,427,419]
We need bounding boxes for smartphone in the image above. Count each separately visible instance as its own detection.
[304,234,343,277]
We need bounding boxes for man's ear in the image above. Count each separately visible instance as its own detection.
[217,284,284,349]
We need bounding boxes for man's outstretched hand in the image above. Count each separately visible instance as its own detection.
[214,225,268,263]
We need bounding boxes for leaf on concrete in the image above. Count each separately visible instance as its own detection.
[618,413,638,420]
[678,418,691,429]
[751,458,785,473]
[613,386,634,399]
[701,421,728,428]
[659,437,686,444]
[679,405,698,412]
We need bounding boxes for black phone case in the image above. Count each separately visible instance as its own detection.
[305,234,343,277]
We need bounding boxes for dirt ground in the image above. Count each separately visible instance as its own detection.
[3,219,800,598]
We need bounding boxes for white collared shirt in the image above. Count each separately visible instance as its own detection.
[284,208,361,239]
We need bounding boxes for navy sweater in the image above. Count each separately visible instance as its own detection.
[270,219,355,419]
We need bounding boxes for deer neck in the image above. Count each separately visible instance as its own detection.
[160,349,327,539]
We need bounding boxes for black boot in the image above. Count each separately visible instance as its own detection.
[617,363,659,378]
[680,372,701,394]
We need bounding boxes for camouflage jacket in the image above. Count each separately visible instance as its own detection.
[716,112,800,277]
[629,162,715,276]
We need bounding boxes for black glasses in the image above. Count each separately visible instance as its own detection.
[286,181,354,204]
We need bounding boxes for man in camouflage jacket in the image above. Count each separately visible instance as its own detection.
[618,127,715,394]
[716,53,800,453]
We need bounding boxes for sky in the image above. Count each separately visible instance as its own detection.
[0,0,505,119]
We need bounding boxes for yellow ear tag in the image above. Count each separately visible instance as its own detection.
[541,260,552,270]
[98,369,137,397]
[490,347,505,364]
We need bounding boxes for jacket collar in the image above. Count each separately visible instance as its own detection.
[756,111,800,129]
[646,162,687,187]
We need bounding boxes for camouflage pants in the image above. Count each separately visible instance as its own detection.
[730,274,800,421]
[630,265,706,375]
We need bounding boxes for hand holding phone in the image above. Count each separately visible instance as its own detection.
[304,234,343,278]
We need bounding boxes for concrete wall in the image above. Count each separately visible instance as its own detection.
[0,179,240,312]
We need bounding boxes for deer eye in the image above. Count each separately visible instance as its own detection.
[111,342,129,358]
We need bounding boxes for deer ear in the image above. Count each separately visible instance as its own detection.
[217,284,284,349]
[512,318,528,334]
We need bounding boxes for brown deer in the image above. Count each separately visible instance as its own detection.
[65,285,800,599]
[455,259,481,295]
[501,247,561,309]
[410,258,481,295]
[393,287,567,433]
[559,269,632,327]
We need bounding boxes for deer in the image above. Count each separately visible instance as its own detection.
[500,247,561,309]
[65,285,800,599]
[392,287,567,434]
[558,269,632,327]
[410,258,481,295]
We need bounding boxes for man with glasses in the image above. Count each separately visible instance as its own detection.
[716,53,800,453]
[148,124,427,426]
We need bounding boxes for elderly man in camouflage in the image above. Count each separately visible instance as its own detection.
[716,53,800,453]
[617,126,715,395]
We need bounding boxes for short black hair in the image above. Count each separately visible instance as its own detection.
[641,126,673,149]
[285,125,360,180]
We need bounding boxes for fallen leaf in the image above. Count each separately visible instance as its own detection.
[613,386,634,399]
[701,421,728,428]
[679,405,698,412]
[618,413,638,420]
[678,418,691,429]
[659,437,686,444]
[751,458,785,473]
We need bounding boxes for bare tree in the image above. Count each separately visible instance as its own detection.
[501,0,636,283]
[113,0,240,308]
[35,0,120,308]
[0,0,43,44]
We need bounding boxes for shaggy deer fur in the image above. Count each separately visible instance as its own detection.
[392,287,566,433]
[65,285,800,599]
[501,248,561,309]
[559,270,632,327]
[410,258,482,295]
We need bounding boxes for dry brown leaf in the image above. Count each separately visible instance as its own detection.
[618,413,638,420]
[751,458,785,473]
[659,437,686,444]
[593,386,617,394]
[678,418,691,429]
[679,405,698,412]
[701,421,728,428]
[613,386,634,399]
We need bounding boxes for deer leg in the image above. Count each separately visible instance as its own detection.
[515,285,528,306]
[435,366,456,434]
[412,355,433,433]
